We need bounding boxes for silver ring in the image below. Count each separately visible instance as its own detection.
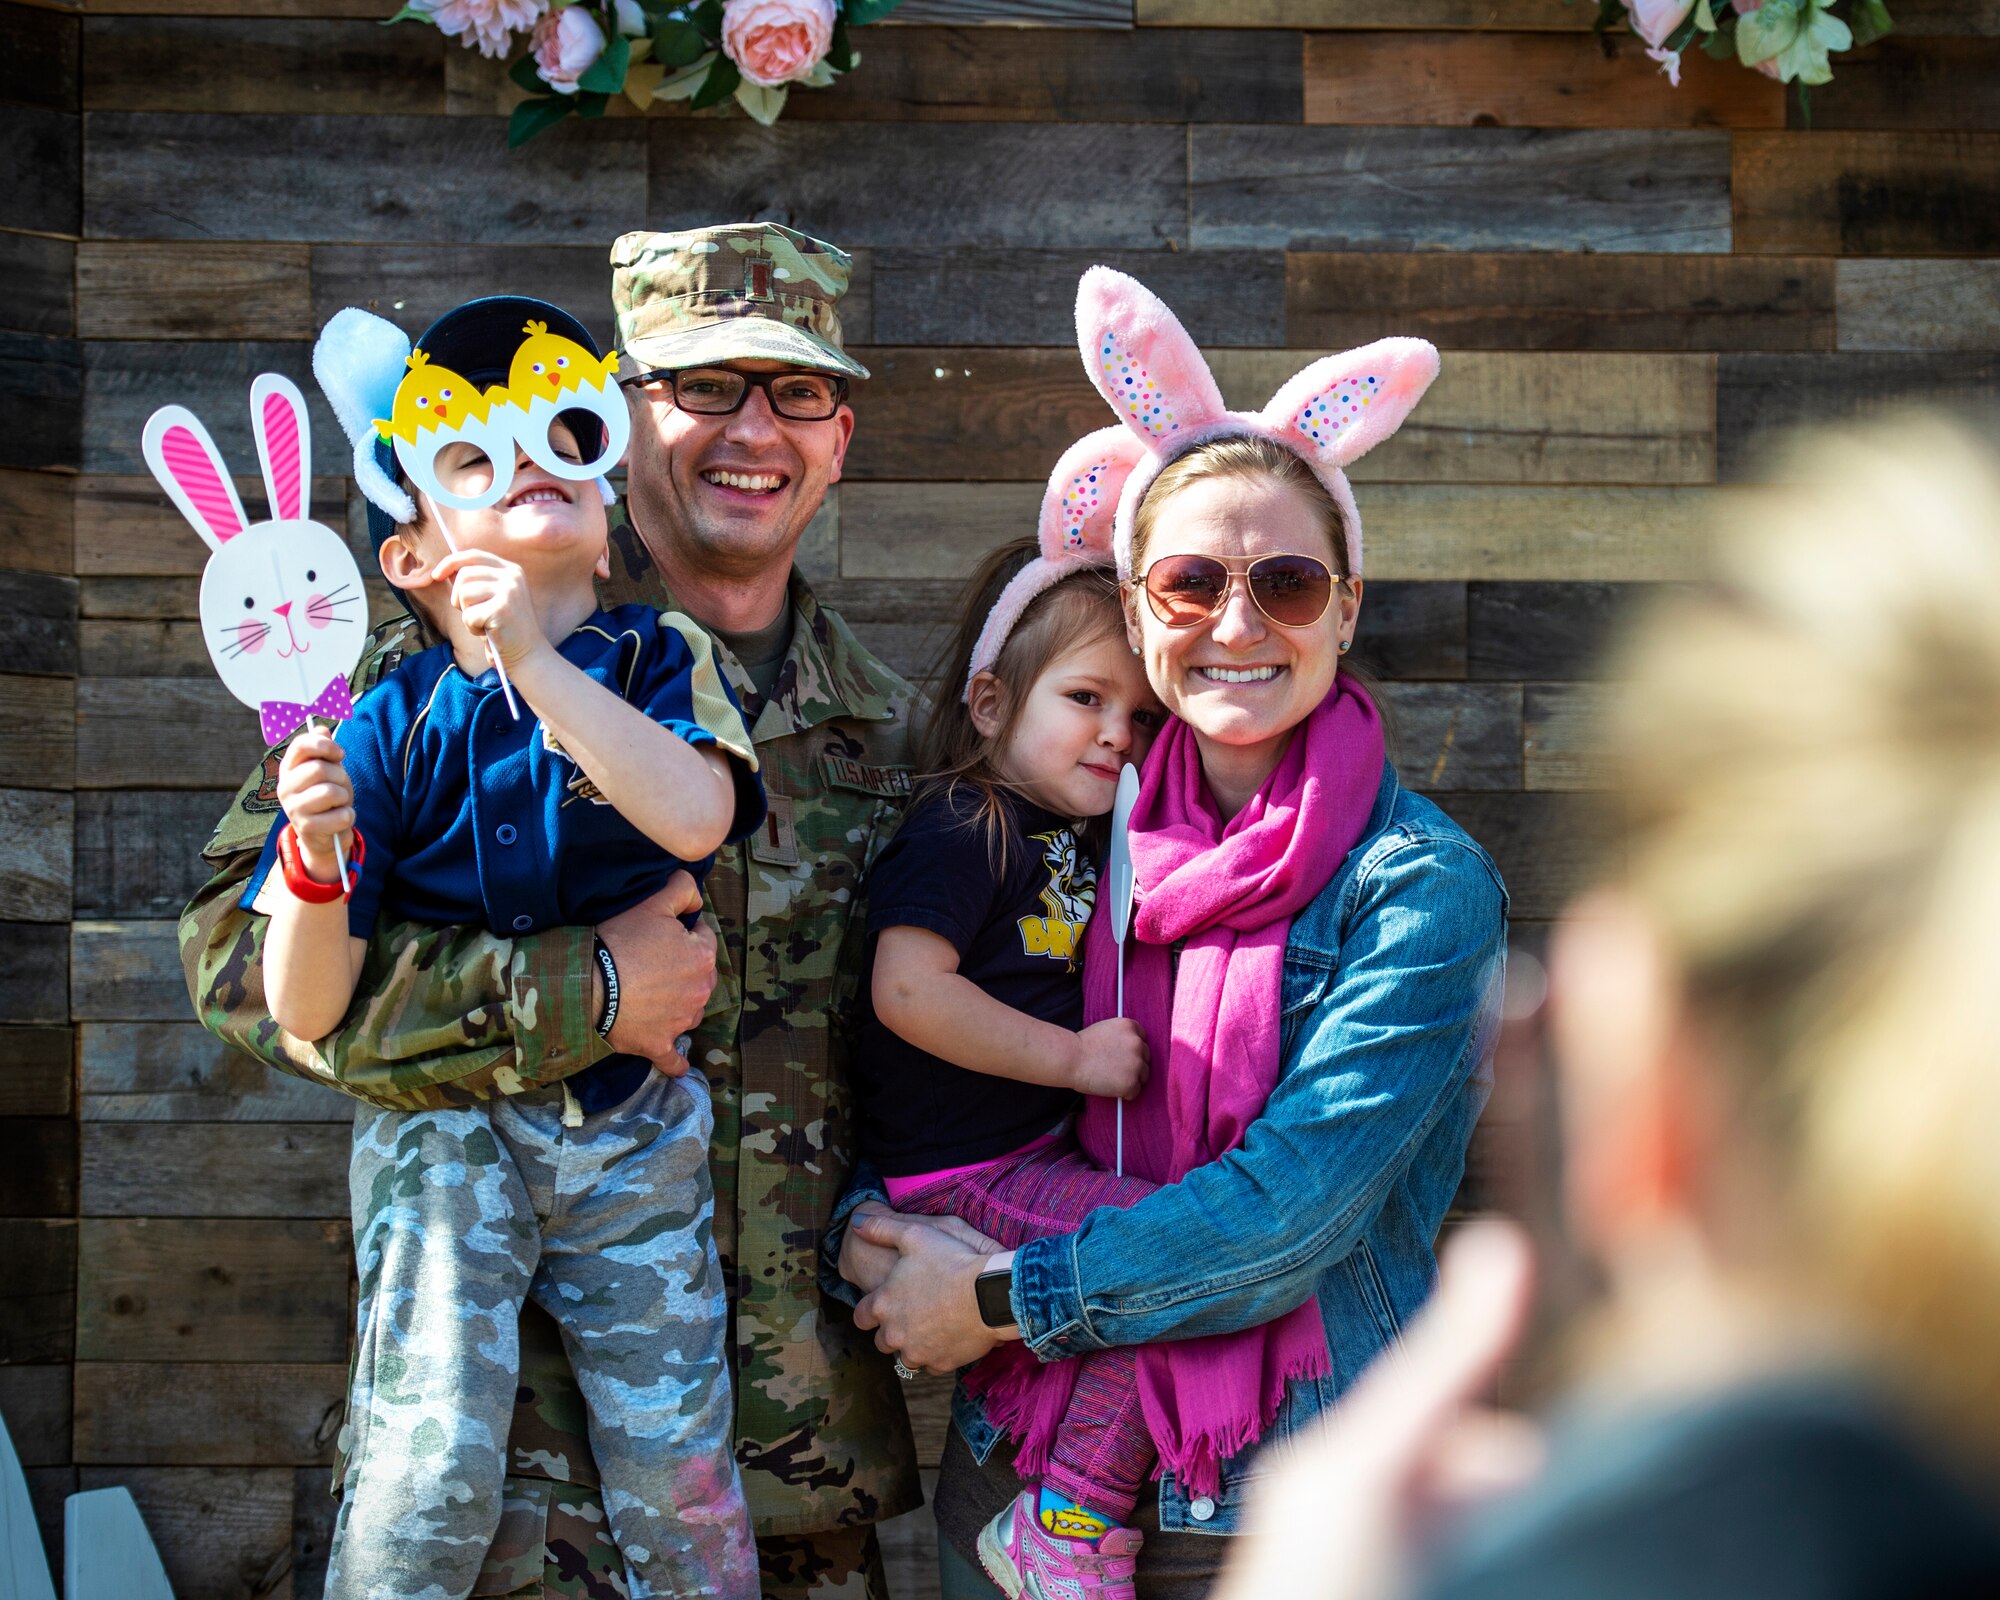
[893,1358,919,1382]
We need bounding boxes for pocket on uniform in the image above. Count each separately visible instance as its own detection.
[470,1476,551,1597]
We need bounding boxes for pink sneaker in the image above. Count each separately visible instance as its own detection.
[975,1490,1143,1600]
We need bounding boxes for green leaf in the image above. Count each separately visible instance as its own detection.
[1795,79,1813,123]
[1849,0,1893,45]
[1701,17,1736,54]
[1665,12,1700,49]
[380,4,431,24]
[1738,0,1801,63]
[1591,0,1625,33]
[575,31,630,93]
[508,95,575,148]
[575,87,612,116]
[509,52,547,92]
[842,0,909,25]
[652,16,710,66]
[733,79,788,124]
[691,0,725,35]
[1695,0,1716,29]
[689,51,740,108]
[653,51,716,99]
[826,15,856,71]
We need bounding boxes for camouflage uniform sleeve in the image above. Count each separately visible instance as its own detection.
[178,627,611,1112]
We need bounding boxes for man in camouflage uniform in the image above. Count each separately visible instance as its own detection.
[180,224,924,1598]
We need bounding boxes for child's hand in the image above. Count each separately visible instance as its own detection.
[430,548,549,670]
[276,731,353,884]
[1070,1017,1150,1101]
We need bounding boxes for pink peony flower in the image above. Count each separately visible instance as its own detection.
[1624,0,1694,49]
[531,5,607,93]
[415,0,546,60]
[721,0,836,88]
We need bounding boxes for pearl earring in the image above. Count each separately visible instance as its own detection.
[1131,645,1141,656]
[1338,640,1352,654]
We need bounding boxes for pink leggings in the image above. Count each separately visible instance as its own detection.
[893,1133,1157,1520]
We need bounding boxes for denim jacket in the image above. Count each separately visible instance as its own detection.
[827,761,1509,1536]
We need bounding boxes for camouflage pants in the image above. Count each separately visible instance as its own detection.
[328,1071,757,1600]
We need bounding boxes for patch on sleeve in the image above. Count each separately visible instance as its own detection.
[245,747,286,815]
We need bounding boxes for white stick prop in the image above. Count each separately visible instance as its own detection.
[1107,763,1141,1178]
[436,524,521,721]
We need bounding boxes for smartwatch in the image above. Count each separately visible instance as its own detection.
[974,1261,1015,1329]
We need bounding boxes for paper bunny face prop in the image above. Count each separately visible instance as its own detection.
[1074,265,1441,580]
[963,424,1148,698]
[142,374,368,746]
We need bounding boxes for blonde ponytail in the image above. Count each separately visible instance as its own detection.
[1609,416,2000,1454]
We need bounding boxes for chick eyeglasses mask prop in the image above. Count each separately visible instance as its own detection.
[313,303,628,525]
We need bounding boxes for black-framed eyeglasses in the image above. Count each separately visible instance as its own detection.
[617,366,849,422]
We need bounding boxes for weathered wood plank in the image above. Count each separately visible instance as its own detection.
[75,243,313,341]
[82,1124,347,1218]
[85,112,647,244]
[1716,353,2000,480]
[79,577,201,619]
[0,789,74,922]
[1837,260,2000,350]
[0,675,76,790]
[82,16,443,115]
[1733,132,2000,255]
[1468,581,1654,680]
[874,249,1284,346]
[1434,791,1611,920]
[311,245,618,351]
[0,925,68,1025]
[0,1219,74,1364]
[291,1466,335,1600]
[648,123,1185,248]
[0,572,79,676]
[0,1118,76,1217]
[73,1468,295,1600]
[78,620,215,677]
[1524,682,1611,792]
[1378,682,1522,793]
[0,332,84,474]
[81,1022,350,1123]
[76,0,386,15]
[81,341,322,475]
[813,581,964,681]
[0,1367,69,1467]
[75,791,233,919]
[0,233,74,340]
[841,481,1720,581]
[1348,580,1467,681]
[893,0,1131,23]
[0,470,76,576]
[70,920,185,1021]
[1141,0,1583,25]
[1,107,80,239]
[1192,128,1732,252]
[76,679,264,790]
[76,1216,351,1361]
[785,27,1298,121]
[73,1362,346,1467]
[74,476,350,577]
[1287,253,1835,352]
[1805,37,2000,130]
[0,1026,72,1118]
[1303,30,1783,129]
[0,1,80,112]
[843,349,1714,483]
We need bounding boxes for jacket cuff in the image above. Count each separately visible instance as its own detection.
[819,1159,889,1309]
[1013,1233,1105,1360]
[510,925,611,1087]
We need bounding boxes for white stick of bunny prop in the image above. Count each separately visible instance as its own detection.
[1106,763,1140,1177]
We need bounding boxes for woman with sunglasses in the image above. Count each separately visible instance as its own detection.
[840,270,1510,1599]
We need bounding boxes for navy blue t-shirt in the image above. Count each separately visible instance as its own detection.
[248,603,765,1107]
[854,785,1098,1177]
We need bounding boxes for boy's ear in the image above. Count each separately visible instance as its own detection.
[594,543,611,581]
[966,670,1008,743]
[376,529,430,594]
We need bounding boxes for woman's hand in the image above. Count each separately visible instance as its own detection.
[850,1209,1013,1374]
[840,1203,1002,1297]
[431,548,550,671]
[1212,1220,1544,1600]
[276,731,353,883]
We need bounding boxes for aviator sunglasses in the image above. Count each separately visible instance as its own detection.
[1130,552,1340,629]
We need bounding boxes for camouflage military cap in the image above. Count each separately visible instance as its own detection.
[611,223,869,381]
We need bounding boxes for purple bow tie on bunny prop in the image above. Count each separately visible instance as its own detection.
[142,375,367,863]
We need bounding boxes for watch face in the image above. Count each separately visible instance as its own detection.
[975,1269,1014,1329]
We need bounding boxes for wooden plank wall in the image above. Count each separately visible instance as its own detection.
[4,0,1998,1594]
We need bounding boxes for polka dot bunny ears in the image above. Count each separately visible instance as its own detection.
[962,266,1440,698]
[1076,264,1440,581]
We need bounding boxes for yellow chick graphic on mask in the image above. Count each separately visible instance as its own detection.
[372,349,495,446]
[507,320,620,403]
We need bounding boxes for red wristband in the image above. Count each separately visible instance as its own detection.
[277,821,365,904]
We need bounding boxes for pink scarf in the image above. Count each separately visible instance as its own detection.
[963,677,1386,1498]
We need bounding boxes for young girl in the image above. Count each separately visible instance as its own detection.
[852,489,1169,1597]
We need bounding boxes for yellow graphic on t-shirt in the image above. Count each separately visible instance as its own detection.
[1018,827,1098,971]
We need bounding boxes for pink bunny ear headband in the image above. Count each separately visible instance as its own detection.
[963,268,1440,699]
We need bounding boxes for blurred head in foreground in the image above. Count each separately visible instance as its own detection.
[1553,415,2000,1457]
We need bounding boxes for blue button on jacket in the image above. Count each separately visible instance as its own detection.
[955,760,1509,1534]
